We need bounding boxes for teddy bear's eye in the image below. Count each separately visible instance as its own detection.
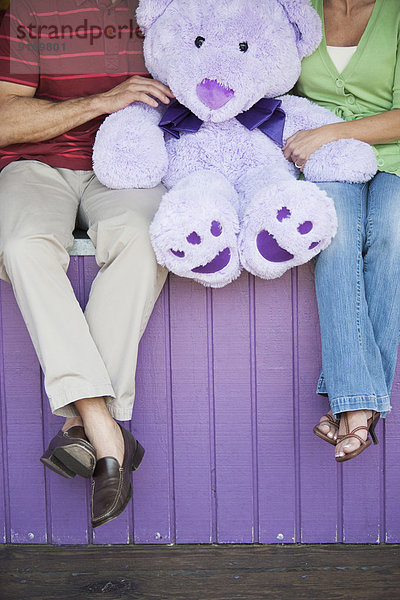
[239,41,249,53]
[195,36,205,48]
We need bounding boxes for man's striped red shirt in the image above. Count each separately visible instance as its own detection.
[0,0,148,170]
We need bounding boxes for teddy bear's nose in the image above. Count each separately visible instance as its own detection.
[196,78,234,110]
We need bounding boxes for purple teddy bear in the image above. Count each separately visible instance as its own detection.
[93,0,377,288]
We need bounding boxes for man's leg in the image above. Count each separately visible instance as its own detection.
[77,177,168,463]
[0,161,116,419]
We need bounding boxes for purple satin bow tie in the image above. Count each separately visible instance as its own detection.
[159,98,286,146]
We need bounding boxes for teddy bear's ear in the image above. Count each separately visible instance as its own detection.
[136,0,175,34]
[277,0,322,58]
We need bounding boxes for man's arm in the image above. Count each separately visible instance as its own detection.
[0,76,174,148]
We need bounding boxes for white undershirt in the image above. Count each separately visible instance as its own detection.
[326,46,357,74]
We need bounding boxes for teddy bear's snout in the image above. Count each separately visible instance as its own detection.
[196,78,234,110]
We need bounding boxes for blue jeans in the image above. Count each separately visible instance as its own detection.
[314,172,400,418]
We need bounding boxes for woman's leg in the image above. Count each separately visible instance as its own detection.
[314,180,390,414]
[313,180,392,456]
[363,172,400,397]
[331,173,400,459]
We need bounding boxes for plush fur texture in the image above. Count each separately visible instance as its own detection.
[277,0,322,58]
[136,0,174,34]
[94,0,377,287]
[93,103,168,189]
[151,171,241,287]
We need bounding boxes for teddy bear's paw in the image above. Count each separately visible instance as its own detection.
[93,107,168,190]
[304,139,378,184]
[239,180,338,279]
[150,172,241,288]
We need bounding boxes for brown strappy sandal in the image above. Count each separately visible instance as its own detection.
[335,411,380,463]
[313,412,339,446]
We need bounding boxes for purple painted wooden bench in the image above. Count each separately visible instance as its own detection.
[0,232,399,545]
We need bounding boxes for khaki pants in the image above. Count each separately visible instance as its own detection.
[0,160,168,420]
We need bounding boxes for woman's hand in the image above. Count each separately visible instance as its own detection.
[283,125,338,170]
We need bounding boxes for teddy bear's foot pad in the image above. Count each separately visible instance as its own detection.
[256,230,294,263]
[239,180,337,280]
[192,247,232,274]
[150,171,242,287]
[256,230,321,263]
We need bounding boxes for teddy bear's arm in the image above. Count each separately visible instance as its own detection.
[93,103,168,190]
[279,94,342,141]
[279,94,377,183]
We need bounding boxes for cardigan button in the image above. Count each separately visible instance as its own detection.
[347,94,355,104]
[336,78,344,88]
[377,159,384,167]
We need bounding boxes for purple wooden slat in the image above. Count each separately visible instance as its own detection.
[385,361,400,543]
[81,257,130,545]
[92,504,130,545]
[297,264,339,543]
[81,256,97,307]
[132,284,173,544]
[42,399,92,544]
[0,282,10,542]
[83,259,173,543]
[169,276,213,543]
[256,271,296,544]
[1,280,47,543]
[213,274,254,543]
[85,258,176,544]
[43,258,90,545]
[340,266,382,544]
[342,446,381,543]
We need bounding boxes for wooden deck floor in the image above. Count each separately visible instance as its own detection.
[1,544,399,600]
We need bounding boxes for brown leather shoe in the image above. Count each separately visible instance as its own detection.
[40,426,96,479]
[40,449,75,479]
[91,425,145,528]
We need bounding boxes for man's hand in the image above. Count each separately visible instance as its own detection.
[97,75,174,114]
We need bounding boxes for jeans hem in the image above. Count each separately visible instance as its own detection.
[317,377,327,395]
[330,395,391,419]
